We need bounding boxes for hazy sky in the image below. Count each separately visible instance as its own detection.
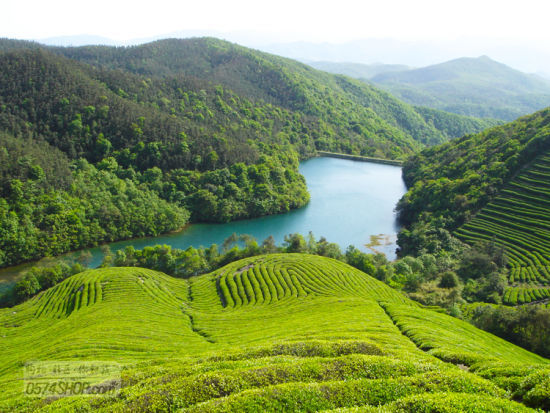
[3,0,550,72]
[2,0,548,42]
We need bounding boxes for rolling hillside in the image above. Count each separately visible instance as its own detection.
[371,56,550,120]
[0,254,547,411]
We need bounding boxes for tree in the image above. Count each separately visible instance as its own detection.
[205,150,219,170]
[439,271,460,288]
[261,236,278,253]
[14,274,40,301]
[284,233,307,253]
[345,246,376,275]
[457,248,497,280]
[189,189,218,221]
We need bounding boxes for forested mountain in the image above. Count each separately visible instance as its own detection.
[370,56,550,120]
[398,108,550,233]
[44,37,498,146]
[0,38,499,268]
[0,48,311,266]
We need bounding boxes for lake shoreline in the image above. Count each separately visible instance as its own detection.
[0,157,406,286]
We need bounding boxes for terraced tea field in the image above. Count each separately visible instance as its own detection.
[0,254,547,411]
[456,152,550,304]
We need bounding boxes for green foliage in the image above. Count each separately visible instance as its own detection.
[439,271,459,288]
[0,132,73,193]
[381,302,546,366]
[12,273,39,302]
[1,233,389,305]
[48,37,484,148]
[0,158,189,267]
[0,262,84,307]
[0,255,546,412]
[396,108,550,312]
[284,233,308,253]
[519,370,550,410]
[413,106,502,141]
[388,391,535,412]
[467,304,550,358]
[455,153,550,303]
[471,361,550,410]
[176,151,309,222]
[398,107,550,234]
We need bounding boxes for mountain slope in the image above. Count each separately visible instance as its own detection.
[0,39,502,268]
[47,37,495,146]
[396,107,550,306]
[371,56,550,120]
[0,48,315,267]
[0,254,546,411]
[455,152,550,304]
[398,107,550,232]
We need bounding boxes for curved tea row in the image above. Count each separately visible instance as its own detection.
[0,255,547,411]
[456,153,550,304]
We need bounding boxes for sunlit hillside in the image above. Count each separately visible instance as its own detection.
[0,254,546,411]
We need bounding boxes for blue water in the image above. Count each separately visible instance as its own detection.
[0,157,406,284]
[82,157,406,266]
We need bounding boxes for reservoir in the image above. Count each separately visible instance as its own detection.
[0,157,406,290]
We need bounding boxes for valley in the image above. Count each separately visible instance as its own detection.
[0,30,549,412]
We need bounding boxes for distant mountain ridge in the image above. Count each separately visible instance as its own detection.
[306,61,411,80]
[0,37,501,143]
[370,56,550,120]
[45,37,499,144]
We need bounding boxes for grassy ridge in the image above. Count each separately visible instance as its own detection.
[381,302,546,365]
[0,254,547,411]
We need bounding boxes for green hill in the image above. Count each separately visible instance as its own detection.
[0,48,312,266]
[396,107,550,304]
[371,56,550,120]
[0,254,547,411]
[44,37,497,146]
[398,107,550,231]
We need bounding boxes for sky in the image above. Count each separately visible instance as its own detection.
[3,0,550,72]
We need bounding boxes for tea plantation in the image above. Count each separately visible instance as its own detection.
[456,152,550,305]
[0,254,547,411]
